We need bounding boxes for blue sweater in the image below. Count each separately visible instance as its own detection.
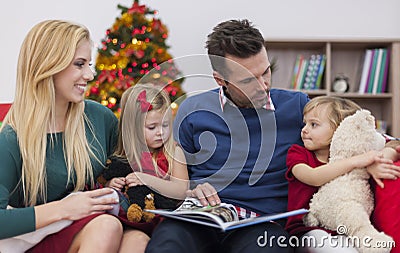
[173,88,308,215]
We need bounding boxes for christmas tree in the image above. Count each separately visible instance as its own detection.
[86,0,185,116]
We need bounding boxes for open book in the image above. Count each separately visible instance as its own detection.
[145,198,308,232]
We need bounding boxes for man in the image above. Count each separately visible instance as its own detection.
[146,19,309,253]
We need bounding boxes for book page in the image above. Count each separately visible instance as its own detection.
[174,197,238,222]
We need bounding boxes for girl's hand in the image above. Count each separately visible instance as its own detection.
[59,188,119,220]
[367,158,400,188]
[355,150,385,167]
[125,172,144,187]
[106,177,126,191]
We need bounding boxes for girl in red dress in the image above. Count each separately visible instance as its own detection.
[104,84,189,252]
[286,96,399,252]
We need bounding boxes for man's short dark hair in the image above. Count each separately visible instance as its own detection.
[205,19,265,77]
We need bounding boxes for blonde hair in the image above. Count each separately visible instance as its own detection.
[1,20,97,206]
[113,86,135,157]
[120,83,174,177]
[304,96,361,130]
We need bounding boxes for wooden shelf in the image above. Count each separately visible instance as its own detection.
[266,39,400,136]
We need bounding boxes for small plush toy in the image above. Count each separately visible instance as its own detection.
[303,110,394,253]
[101,156,181,223]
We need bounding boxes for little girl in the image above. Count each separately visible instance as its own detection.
[285,96,400,252]
[103,83,188,252]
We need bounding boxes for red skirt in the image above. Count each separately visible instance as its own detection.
[27,213,102,253]
[26,213,161,252]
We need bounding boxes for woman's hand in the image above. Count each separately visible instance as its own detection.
[186,183,221,207]
[59,188,119,221]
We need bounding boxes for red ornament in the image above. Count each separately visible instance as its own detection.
[127,1,146,14]
[152,19,165,33]
[134,50,145,59]
[90,86,99,95]
[98,70,117,84]
[115,76,133,90]
[125,48,135,57]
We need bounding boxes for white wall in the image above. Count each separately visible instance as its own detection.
[1,0,399,102]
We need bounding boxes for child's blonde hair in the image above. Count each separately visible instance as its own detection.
[118,83,174,177]
[113,86,135,157]
[304,96,361,130]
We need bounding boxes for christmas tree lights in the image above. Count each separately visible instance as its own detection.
[86,0,185,116]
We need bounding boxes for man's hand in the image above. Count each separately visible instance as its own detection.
[186,183,221,206]
[367,145,400,188]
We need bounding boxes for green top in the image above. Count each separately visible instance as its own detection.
[0,100,118,239]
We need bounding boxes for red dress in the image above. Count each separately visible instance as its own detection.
[372,160,400,252]
[27,214,102,253]
[103,151,171,234]
[285,144,334,236]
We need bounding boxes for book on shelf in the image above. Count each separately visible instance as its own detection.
[363,49,375,93]
[303,54,321,90]
[376,119,387,134]
[296,58,308,90]
[367,48,379,93]
[371,48,384,94]
[291,55,302,89]
[376,48,387,94]
[291,54,325,90]
[358,47,390,94]
[381,48,390,93]
[145,197,308,232]
[358,49,373,94]
[315,55,326,89]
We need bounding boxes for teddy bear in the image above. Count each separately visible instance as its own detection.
[303,109,394,253]
[100,156,181,223]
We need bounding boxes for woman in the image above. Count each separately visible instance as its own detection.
[0,20,147,252]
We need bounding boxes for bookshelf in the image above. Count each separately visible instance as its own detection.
[266,39,400,137]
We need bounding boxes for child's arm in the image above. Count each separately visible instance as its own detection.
[125,146,189,200]
[367,140,400,188]
[292,150,398,187]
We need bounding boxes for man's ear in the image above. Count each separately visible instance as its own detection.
[213,71,227,87]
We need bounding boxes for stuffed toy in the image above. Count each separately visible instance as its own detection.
[101,156,181,223]
[303,110,394,253]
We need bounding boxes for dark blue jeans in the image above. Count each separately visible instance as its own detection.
[145,219,294,253]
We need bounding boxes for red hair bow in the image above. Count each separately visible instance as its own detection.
[137,90,153,112]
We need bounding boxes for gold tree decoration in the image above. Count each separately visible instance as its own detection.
[86,0,185,116]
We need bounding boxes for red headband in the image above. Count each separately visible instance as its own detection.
[137,90,153,112]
